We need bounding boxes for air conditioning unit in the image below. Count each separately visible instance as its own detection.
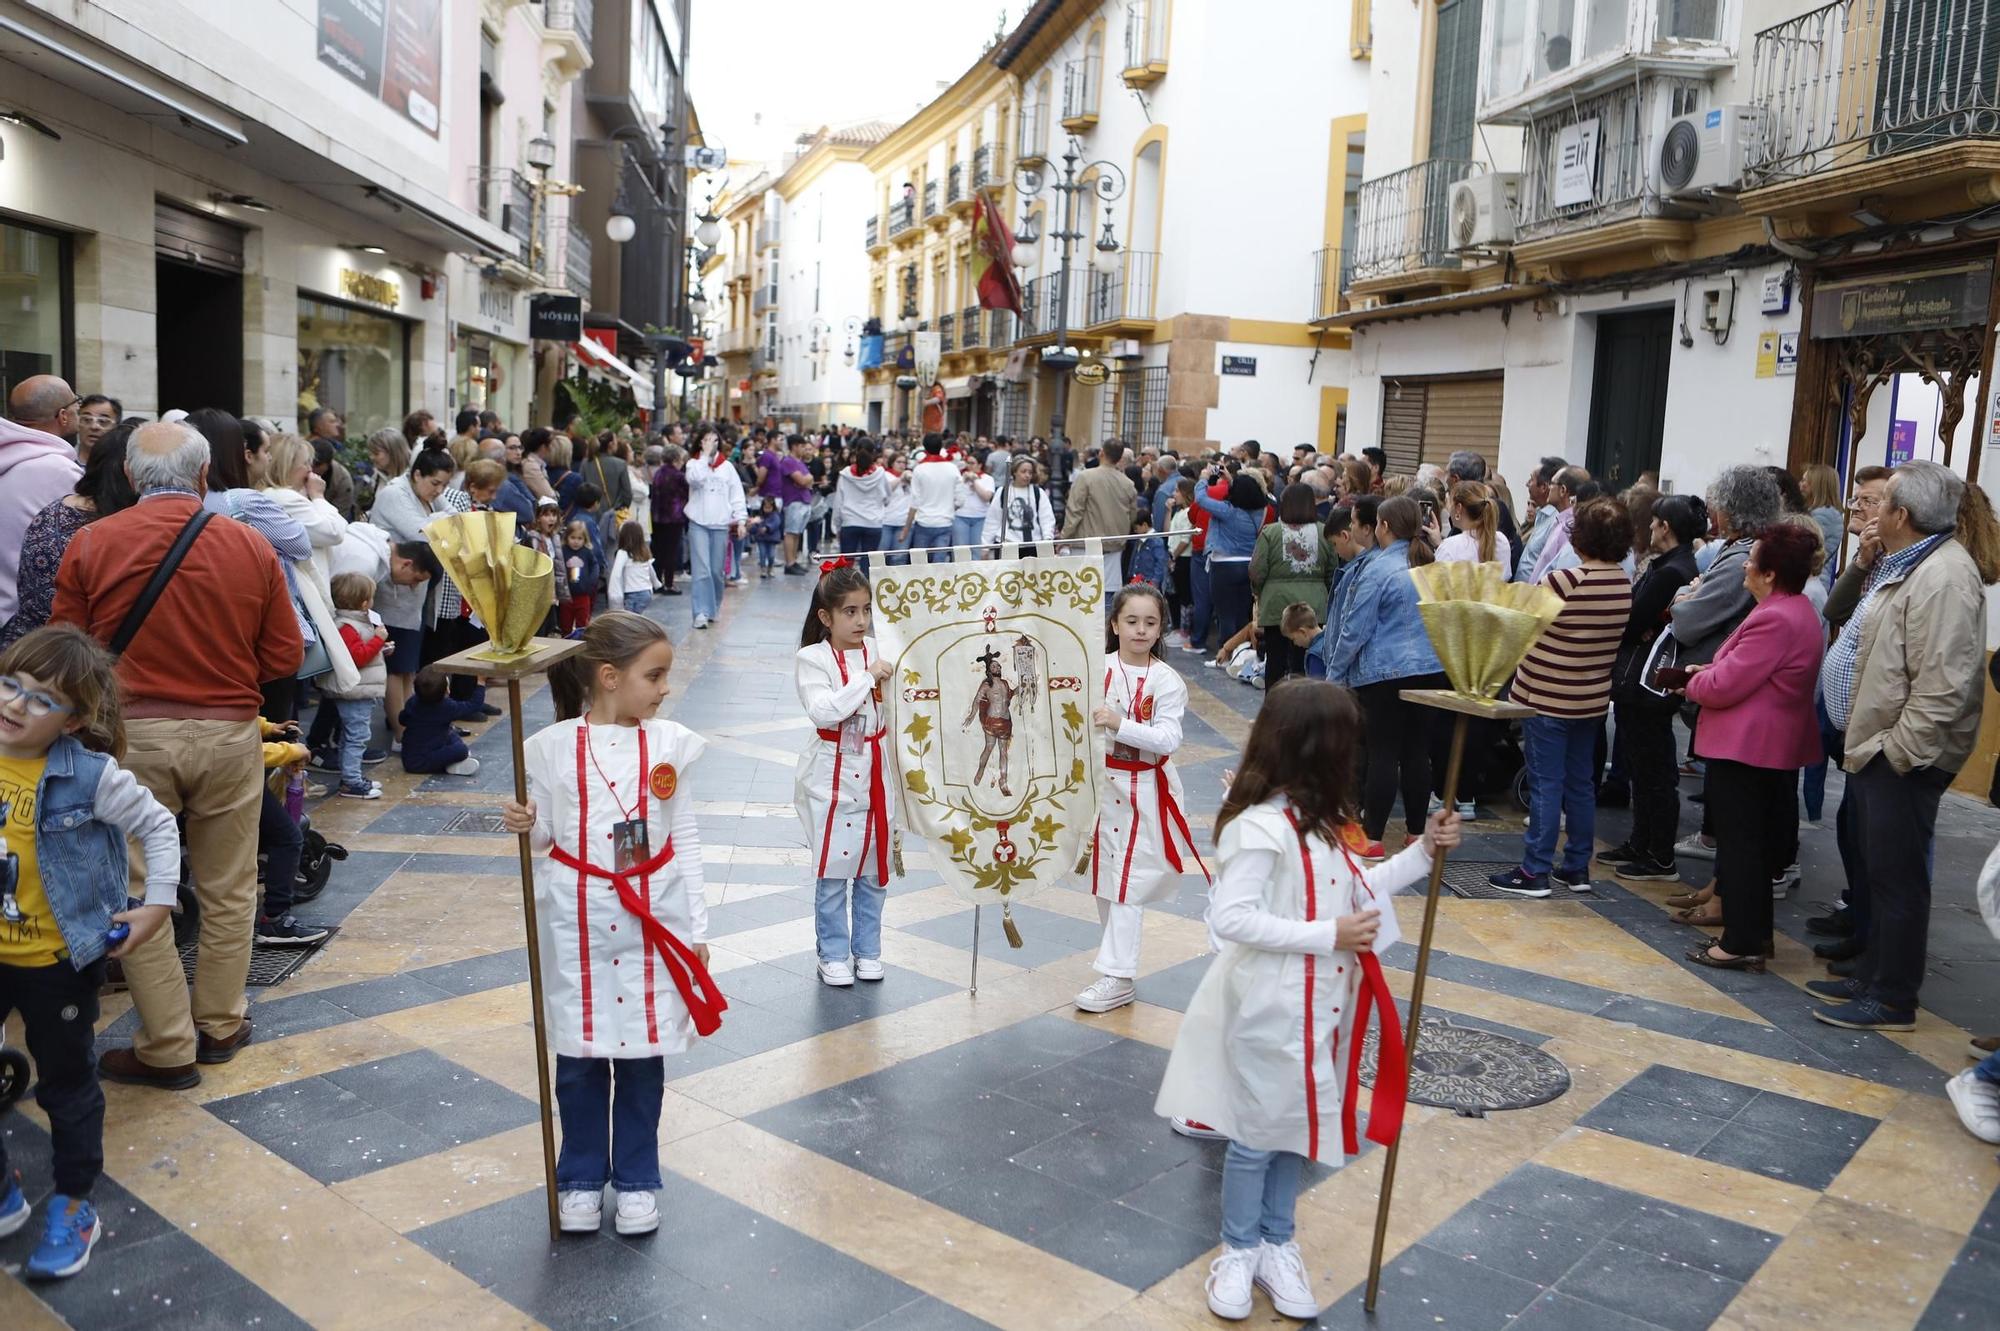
[1108,338,1143,359]
[1658,105,1763,197]
[1448,172,1520,250]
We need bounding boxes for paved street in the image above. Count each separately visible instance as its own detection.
[4,569,1998,1330]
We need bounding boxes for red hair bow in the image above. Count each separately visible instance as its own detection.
[819,557,854,575]
[1127,574,1149,585]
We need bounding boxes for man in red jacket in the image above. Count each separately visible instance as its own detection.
[53,420,303,1089]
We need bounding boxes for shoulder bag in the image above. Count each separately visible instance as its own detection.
[109,509,213,657]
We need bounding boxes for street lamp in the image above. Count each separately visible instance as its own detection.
[525,134,557,172]
[694,209,721,251]
[1013,137,1124,445]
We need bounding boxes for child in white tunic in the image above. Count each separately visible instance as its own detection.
[1076,583,1210,1014]
[500,612,727,1239]
[1155,679,1460,1323]
[794,561,898,987]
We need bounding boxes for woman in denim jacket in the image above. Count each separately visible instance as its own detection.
[1323,497,1446,852]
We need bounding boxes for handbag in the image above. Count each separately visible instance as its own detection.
[295,593,333,680]
[594,457,632,527]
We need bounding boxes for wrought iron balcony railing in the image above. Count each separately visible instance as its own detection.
[1123,0,1168,77]
[960,304,986,349]
[865,214,880,248]
[1515,77,1704,238]
[472,167,534,251]
[1746,0,2000,183]
[973,143,996,188]
[989,309,1018,346]
[1062,53,1103,126]
[565,219,592,299]
[947,163,965,205]
[888,198,917,236]
[1019,99,1049,163]
[1083,250,1160,326]
[938,313,956,352]
[922,180,940,220]
[1348,159,1478,284]
[1311,247,1351,319]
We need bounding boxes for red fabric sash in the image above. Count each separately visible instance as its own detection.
[819,644,893,884]
[1103,753,1210,883]
[1335,840,1409,1156]
[547,838,729,1038]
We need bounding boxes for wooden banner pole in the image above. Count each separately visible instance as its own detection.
[970,904,983,996]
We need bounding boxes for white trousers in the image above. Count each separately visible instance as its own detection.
[1094,897,1145,979]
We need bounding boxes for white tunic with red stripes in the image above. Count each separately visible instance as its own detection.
[794,637,899,882]
[525,716,709,1059]
[1089,655,1206,906]
[1155,800,1423,1160]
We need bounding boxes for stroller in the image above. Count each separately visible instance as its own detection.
[166,791,347,951]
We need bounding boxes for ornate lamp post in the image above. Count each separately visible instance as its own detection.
[1013,136,1123,445]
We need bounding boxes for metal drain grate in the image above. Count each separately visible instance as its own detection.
[177,927,337,988]
[442,810,510,835]
[1437,858,1587,900]
[1362,1016,1572,1115]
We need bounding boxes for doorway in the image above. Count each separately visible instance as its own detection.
[156,258,243,414]
[1586,309,1672,489]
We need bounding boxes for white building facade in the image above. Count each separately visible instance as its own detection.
[771,127,884,427]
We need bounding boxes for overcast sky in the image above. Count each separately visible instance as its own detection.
[689,1,1026,167]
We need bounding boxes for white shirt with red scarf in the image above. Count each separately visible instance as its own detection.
[1089,654,1206,905]
[794,637,899,882]
[525,716,712,1058]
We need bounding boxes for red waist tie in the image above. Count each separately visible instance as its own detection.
[1103,753,1211,882]
[1341,951,1408,1155]
[547,839,729,1037]
[816,726,893,884]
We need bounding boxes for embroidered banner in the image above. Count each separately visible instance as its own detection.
[872,557,1104,906]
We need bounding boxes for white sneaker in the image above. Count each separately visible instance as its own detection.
[1074,975,1136,1013]
[818,959,854,987]
[1205,1246,1258,1320]
[558,1189,602,1233]
[614,1190,660,1235]
[854,957,885,982]
[1772,863,1801,898]
[1947,1069,2000,1144]
[388,739,402,755]
[693,614,710,630]
[445,756,481,776]
[1254,1240,1321,1320]
[1169,1117,1228,1141]
[1675,834,1718,861]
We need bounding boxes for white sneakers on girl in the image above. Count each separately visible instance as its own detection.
[1205,1246,1258,1320]
[818,959,854,987]
[854,958,885,981]
[1254,1240,1320,1319]
[1947,1069,2000,1144]
[558,1189,602,1233]
[614,1191,660,1235]
[1074,975,1136,1012]
[445,756,481,776]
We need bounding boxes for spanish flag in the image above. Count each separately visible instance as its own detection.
[972,191,1025,316]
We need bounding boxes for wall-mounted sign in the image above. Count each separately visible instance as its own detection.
[1889,418,1918,465]
[687,337,705,366]
[316,0,443,137]
[1072,360,1109,385]
[1776,331,1798,375]
[1761,270,1792,315]
[1755,332,1778,378]
[1221,354,1257,377]
[1810,261,1992,339]
[528,293,582,341]
[1553,118,1600,209]
[476,276,515,325]
[340,268,401,308]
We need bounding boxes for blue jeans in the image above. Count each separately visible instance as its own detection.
[879,523,909,566]
[910,523,953,562]
[688,522,729,621]
[334,698,374,789]
[1220,1140,1303,1250]
[1976,1049,2000,1086]
[1522,714,1598,877]
[621,589,652,617]
[554,1054,664,1191]
[953,514,984,551]
[815,874,885,963]
[1190,552,1213,649]
[838,525,881,572]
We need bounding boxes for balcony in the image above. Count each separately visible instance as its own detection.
[1061,54,1102,132]
[973,142,997,188]
[752,283,776,314]
[1514,76,1705,244]
[539,0,593,77]
[947,162,968,209]
[1348,160,1480,291]
[1019,99,1049,166]
[1745,0,2000,208]
[922,179,941,222]
[1122,0,1168,86]
[939,313,956,352]
[989,309,1018,346]
[1083,250,1160,328]
[865,214,881,250]
[565,218,592,299]
[1311,247,1351,322]
[472,167,534,253]
[888,197,918,238]
[1018,271,1088,340]
[718,327,754,354]
[751,346,772,374]
[1479,0,1735,124]
[960,304,986,349]
[758,219,780,250]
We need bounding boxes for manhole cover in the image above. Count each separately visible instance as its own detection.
[178,928,337,988]
[1438,859,1587,900]
[443,810,511,835]
[1361,1016,1570,1115]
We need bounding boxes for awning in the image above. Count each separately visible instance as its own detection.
[943,376,974,400]
[572,338,655,410]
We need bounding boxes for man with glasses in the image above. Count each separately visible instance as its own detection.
[76,394,121,462]
[0,375,85,628]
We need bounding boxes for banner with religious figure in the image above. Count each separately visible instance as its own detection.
[871,557,1105,913]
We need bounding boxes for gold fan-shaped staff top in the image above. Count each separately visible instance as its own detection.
[425,511,556,661]
[1407,561,1563,703]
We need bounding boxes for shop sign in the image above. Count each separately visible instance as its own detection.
[1810,261,1992,339]
[1072,361,1108,385]
[1889,419,1918,465]
[687,337,705,366]
[316,0,443,137]
[477,276,516,326]
[1221,355,1257,376]
[528,293,582,340]
[340,268,401,308]
[1553,119,1600,209]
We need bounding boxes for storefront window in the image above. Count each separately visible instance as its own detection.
[0,221,71,398]
[298,294,408,438]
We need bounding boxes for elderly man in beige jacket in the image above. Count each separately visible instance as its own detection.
[1061,440,1139,595]
[1813,459,1987,1034]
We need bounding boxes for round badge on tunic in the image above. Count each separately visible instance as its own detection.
[1134,695,1155,723]
[649,763,678,800]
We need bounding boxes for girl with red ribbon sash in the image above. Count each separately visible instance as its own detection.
[1076,584,1210,1015]
[1154,681,1459,1323]
[794,563,898,987]
[500,612,727,1239]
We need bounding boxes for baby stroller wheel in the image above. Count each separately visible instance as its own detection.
[172,880,201,951]
[0,1046,30,1113]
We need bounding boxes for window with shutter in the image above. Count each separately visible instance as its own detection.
[1381,382,1428,477]
[1429,0,1481,163]
[1421,377,1505,475]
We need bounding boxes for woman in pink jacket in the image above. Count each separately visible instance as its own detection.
[1680,522,1826,971]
